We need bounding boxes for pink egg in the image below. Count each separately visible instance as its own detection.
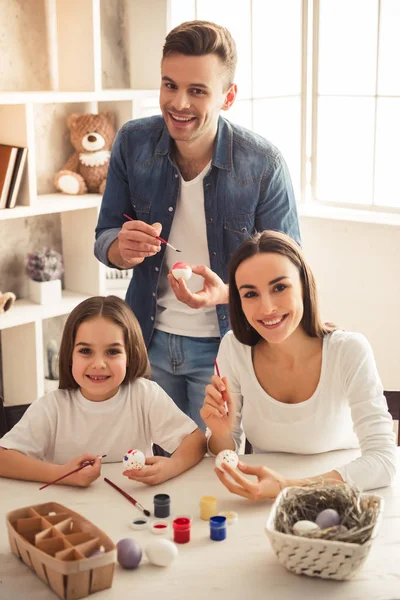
[172,262,192,281]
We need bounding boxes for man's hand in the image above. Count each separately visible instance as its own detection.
[168,265,228,309]
[123,456,176,486]
[111,220,162,267]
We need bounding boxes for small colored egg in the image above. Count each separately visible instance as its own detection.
[215,449,239,472]
[145,539,178,567]
[315,508,340,529]
[117,538,142,569]
[172,262,192,281]
[123,448,146,471]
[292,520,320,536]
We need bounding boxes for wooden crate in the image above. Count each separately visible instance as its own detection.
[6,501,116,600]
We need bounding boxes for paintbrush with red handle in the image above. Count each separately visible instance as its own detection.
[213,357,229,416]
[104,477,151,517]
[39,455,107,490]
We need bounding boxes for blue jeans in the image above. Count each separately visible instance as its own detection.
[148,330,220,431]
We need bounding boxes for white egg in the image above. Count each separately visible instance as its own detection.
[215,449,239,472]
[171,262,192,282]
[292,520,320,536]
[145,539,178,567]
[122,449,146,471]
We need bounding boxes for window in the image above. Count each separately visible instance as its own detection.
[169,0,400,211]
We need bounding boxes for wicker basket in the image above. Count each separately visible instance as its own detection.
[6,501,116,600]
[265,487,384,581]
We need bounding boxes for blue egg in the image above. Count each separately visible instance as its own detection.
[315,508,340,529]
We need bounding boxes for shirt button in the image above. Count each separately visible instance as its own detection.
[207,217,213,224]
[213,252,217,256]
[175,173,179,178]
[155,267,159,272]
[168,207,174,212]
[152,292,156,297]
[220,315,226,320]
[151,316,154,321]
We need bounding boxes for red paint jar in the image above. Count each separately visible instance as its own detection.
[173,517,191,544]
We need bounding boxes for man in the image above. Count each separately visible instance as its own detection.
[95,20,300,430]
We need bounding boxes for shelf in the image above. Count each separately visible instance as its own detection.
[0,291,93,331]
[0,89,158,105]
[0,194,102,220]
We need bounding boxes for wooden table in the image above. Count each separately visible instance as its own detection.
[0,449,399,600]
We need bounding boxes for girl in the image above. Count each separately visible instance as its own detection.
[0,296,206,487]
[200,231,396,500]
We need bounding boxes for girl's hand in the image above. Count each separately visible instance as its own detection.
[123,456,175,486]
[200,375,235,438]
[60,453,102,487]
[215,461,288,501]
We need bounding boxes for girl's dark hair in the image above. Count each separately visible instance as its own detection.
[229,230,336,346]
[58,296,150,389]
[163,20,237,89]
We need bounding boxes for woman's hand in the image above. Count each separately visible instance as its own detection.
[200,375,236,439]
[123,456,175,486]
[215,461,288,501]
[60,453,102,487]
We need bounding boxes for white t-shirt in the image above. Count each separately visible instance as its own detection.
[0,378,198,464]
[155,161,220,337]
[212,330,397,490]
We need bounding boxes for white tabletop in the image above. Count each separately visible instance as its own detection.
[0,448,399,600]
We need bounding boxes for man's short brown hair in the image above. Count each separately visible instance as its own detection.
[163,20,237,88]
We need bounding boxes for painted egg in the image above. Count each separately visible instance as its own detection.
[117,538,142,569]
[315,508,341,529]
[145,539,178,567]
[123,449,146,471]
[172,262,192,281]
[215,449,239,472]
[292,520,320,536]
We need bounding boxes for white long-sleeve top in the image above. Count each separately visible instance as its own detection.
[215,330,397,491]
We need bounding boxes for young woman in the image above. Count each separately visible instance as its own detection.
[0,296,205,487]
[200,231,396,500]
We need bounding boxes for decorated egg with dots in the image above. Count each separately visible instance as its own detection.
[145,539,178,567]
[215,449,239,472]
[172,262,192,281]
[292,520,320,536]
[117,538,142,569]
[123,449,146,471]
[315,508,340,529]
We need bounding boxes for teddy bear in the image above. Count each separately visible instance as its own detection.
[54,111,116,195]
[0,291,16,314]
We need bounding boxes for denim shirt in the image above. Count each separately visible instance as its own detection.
[95,115,300,347]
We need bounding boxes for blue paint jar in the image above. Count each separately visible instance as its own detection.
[209,515,227,541]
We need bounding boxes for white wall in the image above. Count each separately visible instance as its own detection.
[300,215,400,390]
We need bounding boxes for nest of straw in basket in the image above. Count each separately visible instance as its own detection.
[274,483,381,545]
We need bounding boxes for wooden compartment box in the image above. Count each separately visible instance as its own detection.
[6,502,116,600]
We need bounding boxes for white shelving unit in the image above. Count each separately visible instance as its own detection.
[0,0,168,407]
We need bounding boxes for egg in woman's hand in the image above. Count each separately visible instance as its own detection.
[171,262,192,281]
[215,449,239,472]
[123,448,146,471]
[145,539,178,567]
[315,508,340,529]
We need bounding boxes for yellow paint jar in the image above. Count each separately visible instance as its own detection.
[200,496,217,521]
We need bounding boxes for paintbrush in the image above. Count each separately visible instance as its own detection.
[39,455,107,490]
[104,477,151,517]
[213,358,229,416]
[123,213,181,252]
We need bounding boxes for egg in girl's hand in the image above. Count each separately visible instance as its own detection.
[292,520,320,536]
[117,538,142,569]
[123,449,146,471]
[315,508,340,529]
[145,539,178,567]
[215,449,239,472]
[171,262,192,281]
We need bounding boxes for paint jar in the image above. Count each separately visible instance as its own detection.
[209,516,227,541]
[173,516,191,544]
[200,496,217,521]
[153,493,170,518]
